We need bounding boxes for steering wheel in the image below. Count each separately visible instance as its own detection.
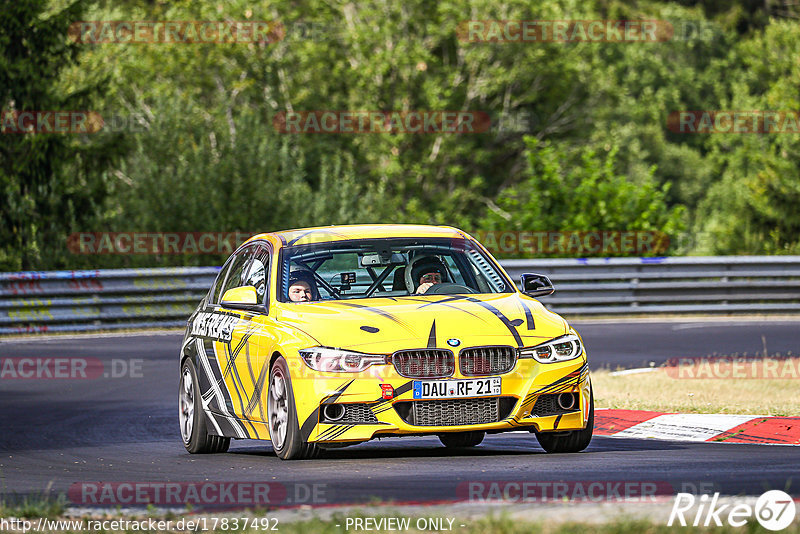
[423,283,477,295]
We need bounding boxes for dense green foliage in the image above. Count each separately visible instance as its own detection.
[2,0,800,269]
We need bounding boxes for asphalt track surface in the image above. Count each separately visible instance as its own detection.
[1,320,799,507]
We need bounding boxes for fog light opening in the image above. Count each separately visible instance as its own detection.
[323,403,345,422]
[557,392,576,410]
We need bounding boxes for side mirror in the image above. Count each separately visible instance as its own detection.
[221,286,259,307]
[520,273,554,298]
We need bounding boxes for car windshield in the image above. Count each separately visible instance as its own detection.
[279,237,512,302]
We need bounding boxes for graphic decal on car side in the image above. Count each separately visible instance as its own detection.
[244,358,270,422]
[195,338,247,438]
[191,311,238,342]
[214,327,260,437]
[519,362,590,411]
[316,424,355,441]
[300,379,355,442]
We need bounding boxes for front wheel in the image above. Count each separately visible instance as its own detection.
[535,390,594,453]
[267,356,320,460]
[180,359,230,453]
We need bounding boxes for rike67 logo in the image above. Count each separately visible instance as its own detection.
[669,491,796,531]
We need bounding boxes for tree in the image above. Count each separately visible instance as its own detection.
[479,137,685,257]
[0,0,124,270]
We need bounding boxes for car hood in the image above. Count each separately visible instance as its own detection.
[274,293,568,353]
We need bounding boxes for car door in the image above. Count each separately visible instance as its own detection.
[235,244,277,427]
[207,243,266,430]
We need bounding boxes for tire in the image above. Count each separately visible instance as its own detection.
[180,359,230,454]
[438,431,485,448]
[268,356,320,460]
[535,390,594,453]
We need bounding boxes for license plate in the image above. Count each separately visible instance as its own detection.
[412,377,501,399]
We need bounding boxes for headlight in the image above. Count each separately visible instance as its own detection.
[518,334,583,363]
[299,347,388,372]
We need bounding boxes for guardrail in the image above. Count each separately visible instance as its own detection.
[0,267,220,335]
[502,256,800,315]
[1,257,799,334]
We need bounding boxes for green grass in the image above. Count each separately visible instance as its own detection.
[592,357,800,415]
[0,493,66,519]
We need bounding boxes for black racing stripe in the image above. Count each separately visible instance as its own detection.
[417,295,471,305]
[287,229,350,246]
[220,330,259,437]
[369,380,414,404]
[316,425,343,440]
[245,360,270,421]
[300,408,321,442]
[209,413,245,438]
[338,302,402,324]
[316,423,353,442]
[323,424,354,441]
[394,381,414,397]
[427,320,436,348]
[412,299,487,321]
[206,340,236,414]
[519,300,536,330]
[465,297,523,347]
[286,230,317,246]
[300,380,355,442]
[325,380,355,403]
[337,302,417,334]
[553,414,563,429]
[522,362,590,407]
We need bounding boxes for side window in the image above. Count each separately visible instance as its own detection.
[210,262,232,305]
[243,246,270,304]
[219,246,255,302]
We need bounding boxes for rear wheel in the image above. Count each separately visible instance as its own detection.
[180,359,230,453]
[535,390,594,453]
[268,356,320,460]
[438,431,485,448]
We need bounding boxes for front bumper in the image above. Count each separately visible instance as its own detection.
[288,356,591,444]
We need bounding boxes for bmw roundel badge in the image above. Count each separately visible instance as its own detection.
[447,338,461,347]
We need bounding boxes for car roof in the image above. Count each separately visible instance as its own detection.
[245,224,471,248]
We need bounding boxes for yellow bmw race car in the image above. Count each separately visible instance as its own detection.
[179,224,593,459]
